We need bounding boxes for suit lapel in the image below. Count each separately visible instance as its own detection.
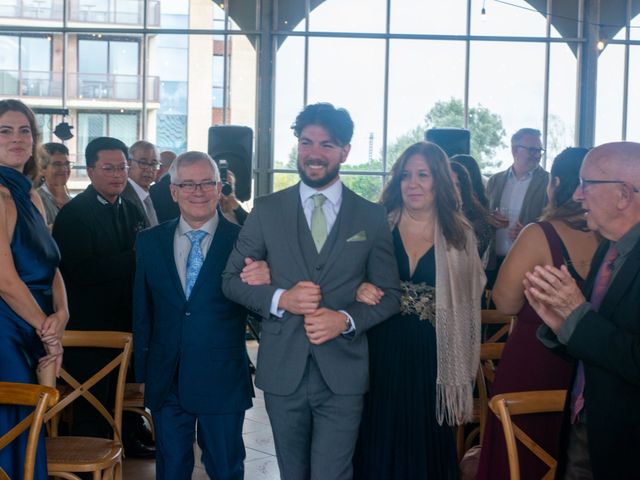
[158,219,186,301]
[598,239,640,317]
[282,184,311,279]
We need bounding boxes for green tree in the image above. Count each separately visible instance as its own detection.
[386,98,506,171]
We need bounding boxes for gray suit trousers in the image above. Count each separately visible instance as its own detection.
[264,355,363,480]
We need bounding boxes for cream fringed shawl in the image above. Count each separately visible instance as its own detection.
[433,218,486,426]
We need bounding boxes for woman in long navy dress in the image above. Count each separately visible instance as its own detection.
[353,142,485,479]
[0,99,68,480]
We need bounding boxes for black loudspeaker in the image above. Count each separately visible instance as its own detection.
[208,125,253,201]
[425,128,470,158]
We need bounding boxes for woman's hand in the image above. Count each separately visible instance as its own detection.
[39,340,63,377]
[356,282,384,305]
[38,310,68,344]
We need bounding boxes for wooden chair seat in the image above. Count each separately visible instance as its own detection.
[47,436,121,470]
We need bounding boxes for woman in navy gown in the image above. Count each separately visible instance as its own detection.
[353,142,485,479]
[0,99,69,480]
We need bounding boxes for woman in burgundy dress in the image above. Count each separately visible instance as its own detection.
[476,148,600,480]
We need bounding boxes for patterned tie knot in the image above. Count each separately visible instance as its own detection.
[313,194,326,208]
[186,229,207,245]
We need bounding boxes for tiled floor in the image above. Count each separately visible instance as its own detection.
[123,341,281,479]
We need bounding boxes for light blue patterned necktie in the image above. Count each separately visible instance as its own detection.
[185,230,207,299]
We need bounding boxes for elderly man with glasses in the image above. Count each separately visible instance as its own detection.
[526,142,640,479]
[122,140,160,228]
[485,127,550,292]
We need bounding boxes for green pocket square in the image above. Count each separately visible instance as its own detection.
[347,231,367,242]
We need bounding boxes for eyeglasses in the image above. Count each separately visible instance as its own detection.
[515,145,545,155]
[173,180,217,193]
[93,164,128,176]
[131,159,159,170]
[579,178,640,192]
[49,160,73,169]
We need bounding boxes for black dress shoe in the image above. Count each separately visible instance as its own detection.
[124,436,156,459]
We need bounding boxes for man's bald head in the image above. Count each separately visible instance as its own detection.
[157,150,178,180]
[576,142,640,240]
[584,142,640,187]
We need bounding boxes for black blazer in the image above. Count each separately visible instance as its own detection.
[52,185,145,332]
[133,215,252,414]
[149,175,180,223]
[544,239,640,479]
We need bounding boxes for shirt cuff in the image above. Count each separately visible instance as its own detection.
[339,310,356,335]
[270,289,286,318]
[557,302,592,345]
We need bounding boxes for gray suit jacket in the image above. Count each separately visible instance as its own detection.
[486,165,549,267]
[122,181,151,229]
[222,183,401,396]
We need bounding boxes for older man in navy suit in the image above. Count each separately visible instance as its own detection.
[133,151,268,480]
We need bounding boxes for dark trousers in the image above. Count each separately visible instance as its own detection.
[152,384,246,480]
[264,356,363,480]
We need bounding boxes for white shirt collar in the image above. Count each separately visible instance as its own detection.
[128,177,149,201]
[177,212,219,238]
[299,179,343,206]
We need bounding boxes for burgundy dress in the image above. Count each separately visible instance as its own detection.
[476,222,579,480]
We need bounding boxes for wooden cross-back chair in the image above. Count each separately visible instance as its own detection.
[0,382,59,480]
[45,331,132,480]
[481,309,517,343]
[489,390,567,480]
[457,341,506,458]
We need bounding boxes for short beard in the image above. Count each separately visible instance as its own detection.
[298,163,341,189]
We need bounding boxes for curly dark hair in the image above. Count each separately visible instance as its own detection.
[291,103,354,147]
[381,141,468,250]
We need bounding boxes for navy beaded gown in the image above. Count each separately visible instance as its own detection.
[353,227,458,480]
[0,166,60,480]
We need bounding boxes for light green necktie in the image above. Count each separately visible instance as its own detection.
[311,194,327,252]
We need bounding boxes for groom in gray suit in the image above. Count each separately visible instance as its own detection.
[223,103,400,480]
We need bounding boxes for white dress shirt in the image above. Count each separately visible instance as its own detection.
[173,214,219,293]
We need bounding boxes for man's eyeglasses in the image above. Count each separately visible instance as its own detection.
[94,164,129,176]
[515,145,545,156]
[173,180,217,193]
[579,178,640,192]
[49,161,73,169]
[131,159,160,170]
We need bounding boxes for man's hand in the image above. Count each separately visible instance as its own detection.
[240,257,271,285]
[488,210,509,229]
[356,282,384,305]
[218,170,241,214]
[304,308,347,345]
[279,281,321,315]
[524,265,585,318]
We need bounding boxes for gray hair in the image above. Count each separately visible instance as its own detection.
[169,151,220,183]
[128,140,159,161]
[511,128,541,145]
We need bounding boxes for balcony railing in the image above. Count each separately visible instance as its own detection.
[0,0,63,21]
[67,0,159,26]
[0,70,159,102]
[0,70,62,97]
[68,72,159,102]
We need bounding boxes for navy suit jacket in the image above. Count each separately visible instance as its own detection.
[133,214,252,414]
